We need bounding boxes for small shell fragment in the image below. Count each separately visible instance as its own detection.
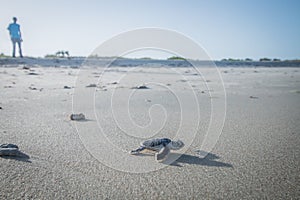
[70,113,86,121]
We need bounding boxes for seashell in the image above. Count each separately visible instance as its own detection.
[70,113,86,121]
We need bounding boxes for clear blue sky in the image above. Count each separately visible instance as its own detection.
[0,0,299,60]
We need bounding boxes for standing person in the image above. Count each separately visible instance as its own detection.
[7,17,23,58]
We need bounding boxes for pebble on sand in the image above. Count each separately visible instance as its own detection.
[22,66,30,70]
[27,72,39,75]
[29,86,37,90]
[70,113,86,121]
[4,85,13,88]
[29,86,43,91]
[63,86,72,89]
[132,85,149,89]
[86,84,97,88]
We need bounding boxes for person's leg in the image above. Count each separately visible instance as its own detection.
[12,40,16,57]
[17,40,23,58]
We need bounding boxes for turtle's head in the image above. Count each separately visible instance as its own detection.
[169,140,184,150]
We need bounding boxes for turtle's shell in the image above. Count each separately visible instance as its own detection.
[0,144,19,149]
[141,138,171,150]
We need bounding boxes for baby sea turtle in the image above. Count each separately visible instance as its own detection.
[130,138,184,162]
[0,143,20,156]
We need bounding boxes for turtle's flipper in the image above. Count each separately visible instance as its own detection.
[155,146,170,162]
[130,146,146,155]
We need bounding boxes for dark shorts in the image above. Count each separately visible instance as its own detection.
[11,38,22,43]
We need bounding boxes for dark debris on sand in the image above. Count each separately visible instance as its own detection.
[63,86,72,89]
[28,72,39,75]
[131,85,149,89]
[86,84,97,88]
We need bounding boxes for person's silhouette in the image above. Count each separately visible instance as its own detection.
[7,17,23,58]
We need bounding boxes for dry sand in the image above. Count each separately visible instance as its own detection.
[0,62,299,199]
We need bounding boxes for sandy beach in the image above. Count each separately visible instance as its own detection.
[0,58,299,199]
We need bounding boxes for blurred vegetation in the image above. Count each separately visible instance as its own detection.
[45,51,70,58]
[167,56,186,60]
[259,58,272,62]
[221,58,243,62]
[220,57,286,62]
[139,57,152,60]
[0,53,10,58]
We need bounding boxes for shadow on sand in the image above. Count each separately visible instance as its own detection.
[0,151,31,163]
[165,152,233,168]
